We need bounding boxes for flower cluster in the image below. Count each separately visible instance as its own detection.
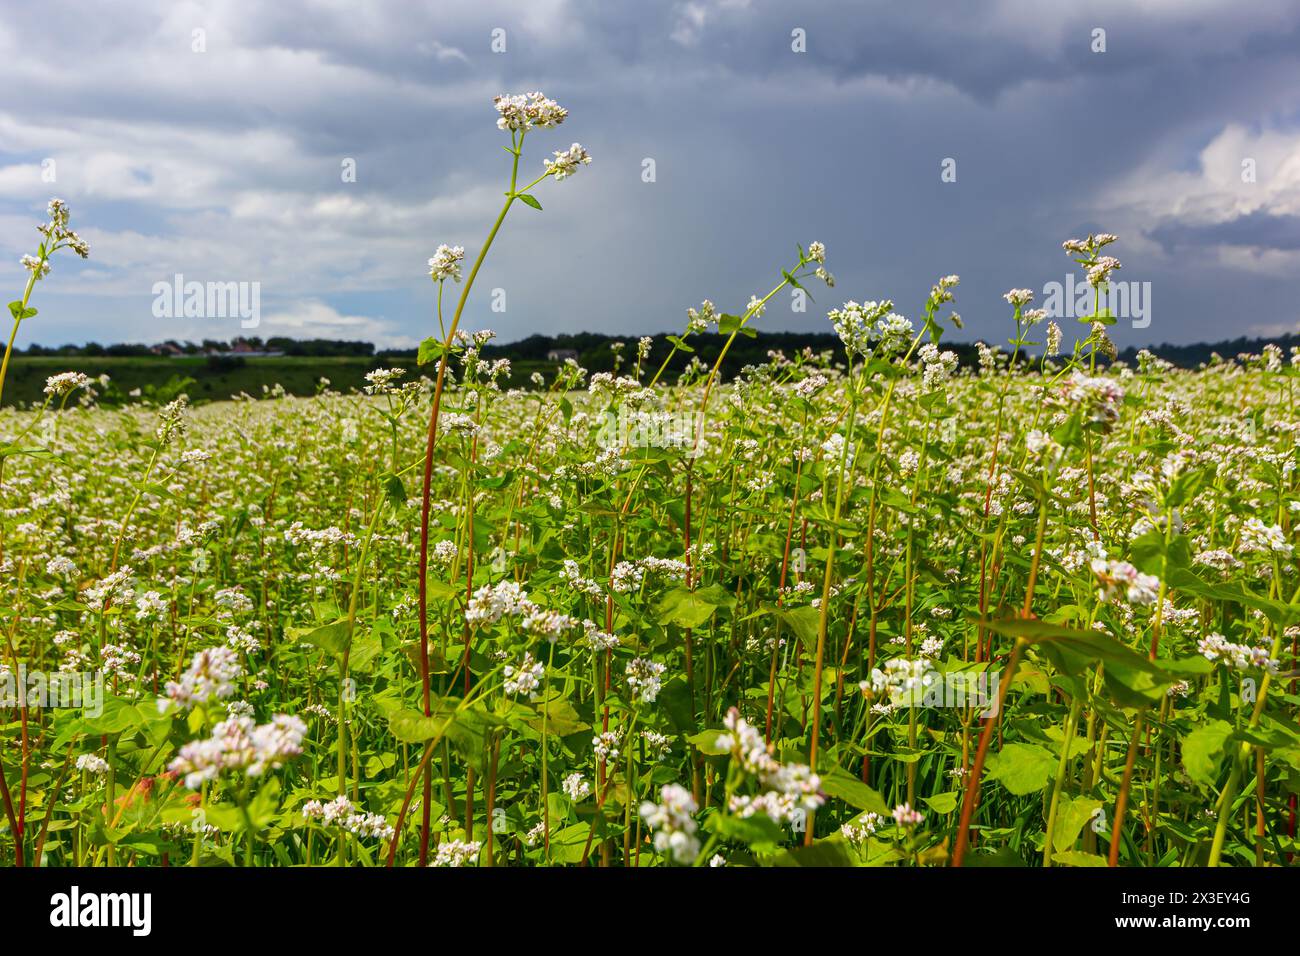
[1063,233,1122,286]
[639,784,700,863]
[686,300,716,335]
[465,580,580,644]
[494,91,567,132]
[21,198,90,279]
[168,714,306,789]
[892,802,925,827]
[545,143,592,180]
[592,730,621,763]
[562,772,590,802]
[465,580,532,627]
[864,657,939,710]
[917,343,958,390]
[164,647,243,710]
[428,244,465,282]
[302,796,395,840]
[1061,371,1125,428]
[1090,558,1160,606]
[1198,633,1279,673]
[430,839,482,867]
[1238,518,1293,558]
[363,367,406,394]
[827,299,895,357]
[625,657,666,704]
[44,371,92,398]
[503,652,544,698]
[715,708,824,822]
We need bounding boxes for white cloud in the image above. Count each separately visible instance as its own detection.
[258,300,414,346]
[670,0,752,47]
[1095,123,1300,275]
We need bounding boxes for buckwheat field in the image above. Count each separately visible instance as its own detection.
[3,93,1298,870]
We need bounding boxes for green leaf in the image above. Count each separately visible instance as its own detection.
[1160,655,1213,676]
[1051,411,1084,450]
[1101,659,1169,708]
[290,619,353,656]
[657,586,730,629]
[775,842,856,867]
[820,769,888,813]
[1183,719,1233,789]
[1167,569,1297,628]
[985,743,1056,795]
[0,445,62,462]
[1052,794,1102,854]
[1165,469,1205,508]
[247,778,282,831]
[549,823,590,864]
[417,336,445,366]
[709,811,784,851]
[980,616,1168,677]
[657,677,695,737]
[777,605,821,652]
[923,791,959,815]
[381,472,406,506]
[1052,850,1109,867]
[717,313,757,337]
[81,696,151,735]
[526,696,590,737]
[516,193,542,210]
[385,706,457,743]
[145,482,178,501]
[349,628,383,671]
[686,728,730,756]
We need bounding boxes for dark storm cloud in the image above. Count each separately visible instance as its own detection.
[1,0,1299,348]
[1150,210,1300,253]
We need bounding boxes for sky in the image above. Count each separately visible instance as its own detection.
[2,0,1300,350]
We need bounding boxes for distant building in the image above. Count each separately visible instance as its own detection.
[150,342,184,356]
[546,348,579,362]
[196,341,285,358]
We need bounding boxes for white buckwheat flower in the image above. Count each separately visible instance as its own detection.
[493,91,567,132]
[639,784,699,864]
[545,142,592,180]
[503,652,544,698]
[428,244,465,282]
[562,772,591,802]
[164,647,243,711]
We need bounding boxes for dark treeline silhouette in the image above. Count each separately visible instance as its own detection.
[16,330,1299,378]
[1113,333,1300,368]
[21,337,375,357]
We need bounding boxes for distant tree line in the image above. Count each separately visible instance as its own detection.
[20,337,375,357]
[1113,333,1300,368]
[17,330,1300,374]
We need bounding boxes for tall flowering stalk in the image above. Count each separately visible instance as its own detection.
[803,286,952,840]
[0,201,92,866]
[414,92,589,862]
[0,199,89,412]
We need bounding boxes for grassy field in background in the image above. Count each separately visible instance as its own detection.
[1,354,555,406]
